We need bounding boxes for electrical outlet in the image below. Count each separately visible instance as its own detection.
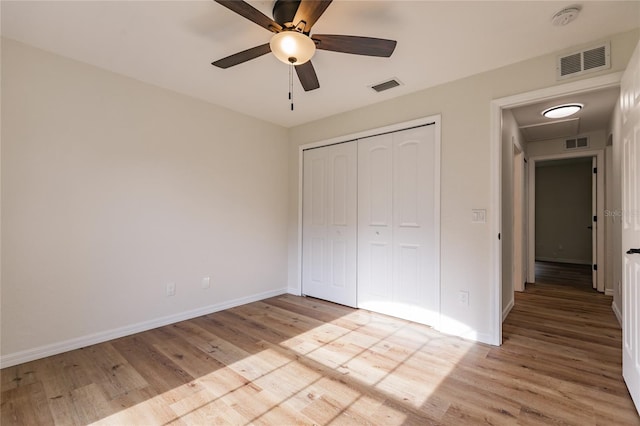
[201,276,211,289]
[458,291,469,306]
[166,282,176,297]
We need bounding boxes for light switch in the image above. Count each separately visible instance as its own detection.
[472,209,486,223]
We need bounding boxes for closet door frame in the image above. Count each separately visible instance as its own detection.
[295,115,440,322]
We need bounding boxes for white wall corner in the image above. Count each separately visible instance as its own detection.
[287,287,302,296]
[0,287,287,369]
[502,297,515,322]
[612,300,622,326]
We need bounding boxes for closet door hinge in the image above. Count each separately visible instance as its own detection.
[593,264,598,271]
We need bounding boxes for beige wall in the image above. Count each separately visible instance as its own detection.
[287,29,639,342]
[535,160,593,264]
[1,39,289,361]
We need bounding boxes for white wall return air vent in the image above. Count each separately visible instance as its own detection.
[557,42,610,80]
[565,136,589,150]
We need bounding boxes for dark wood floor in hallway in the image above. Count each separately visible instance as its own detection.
[2,266,638,424]
[534,260,594,288]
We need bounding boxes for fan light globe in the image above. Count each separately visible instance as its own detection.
[270,31,316,65]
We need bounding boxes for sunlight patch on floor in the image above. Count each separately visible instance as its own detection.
[91,307,473,425]
[282,309,472,409]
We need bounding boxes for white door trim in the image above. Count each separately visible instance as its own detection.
[526,150,606,291]
[294,115,442,298]
[490,72,623,345]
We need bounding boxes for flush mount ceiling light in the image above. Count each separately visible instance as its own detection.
[542,103,583,118]
[269,30,316,65]
[551,6,581,26]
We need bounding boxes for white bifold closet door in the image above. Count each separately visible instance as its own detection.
[302,142,358,307]
[358,125,439,326]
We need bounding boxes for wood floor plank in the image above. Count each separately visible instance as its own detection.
[1,382,55,425]
[65,342,148,400]
[1,261,638,425]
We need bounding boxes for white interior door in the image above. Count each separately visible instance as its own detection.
[621,41,640,414]
[592,156,598,289]
[302,142,357,307]
[358,125,439,326]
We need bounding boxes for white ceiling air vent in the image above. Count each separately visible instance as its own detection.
[565,136,589,150]
[370,78,402,93]
[557,42,610,80]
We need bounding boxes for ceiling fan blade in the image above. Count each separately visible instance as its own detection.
[295,61,320,91]
[312,34,397,57]
[214,0,282,33]
[212,43,271,69]
[293,0,333,32]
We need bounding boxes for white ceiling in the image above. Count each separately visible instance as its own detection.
[511,86,620,141]
[2,1,639,128]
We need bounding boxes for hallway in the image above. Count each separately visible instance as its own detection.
[502,262,638,423]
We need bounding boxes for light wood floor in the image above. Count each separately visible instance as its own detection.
[2,271,639,425]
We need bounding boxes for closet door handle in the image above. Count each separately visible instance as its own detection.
[587,226,593,229]
[627,248,640,255]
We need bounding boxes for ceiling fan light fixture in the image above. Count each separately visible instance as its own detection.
[542,103,583,118]
[270,30,316,65]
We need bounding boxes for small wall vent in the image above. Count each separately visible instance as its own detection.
[565,136,589,150]
[557,42,610,80]
[370,78,402,93]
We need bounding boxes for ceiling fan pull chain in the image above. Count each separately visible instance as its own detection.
[289,62,294,111]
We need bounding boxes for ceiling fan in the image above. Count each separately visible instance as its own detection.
[211,0,397,92]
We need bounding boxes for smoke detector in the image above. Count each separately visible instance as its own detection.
[551,6,581,26]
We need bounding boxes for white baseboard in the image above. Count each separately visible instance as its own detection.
[0,287,287,369]
[612,300,622,326]
[502,297,515,322]
[288,287,302,296]
[605,289,614,296]
[436,320,498,346]
[535,257,591,265]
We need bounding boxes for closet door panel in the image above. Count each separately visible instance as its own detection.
[358,125,439,327]
[393,126,438,325]
[358,134,393,308]
[303,155,327,290]
[302,142,357,307]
